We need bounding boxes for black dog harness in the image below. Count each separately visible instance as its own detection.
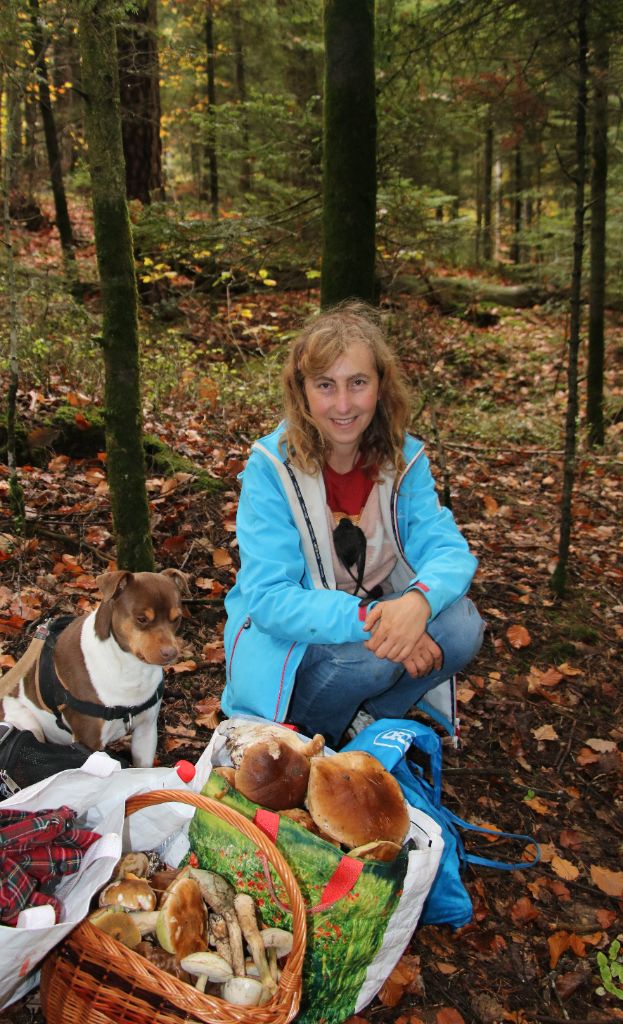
[35,617,164,734]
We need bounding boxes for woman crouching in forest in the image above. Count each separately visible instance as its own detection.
[222,301,484,748]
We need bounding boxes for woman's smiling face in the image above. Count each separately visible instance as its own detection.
[303,340,380,469]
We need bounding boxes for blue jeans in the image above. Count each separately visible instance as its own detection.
[288,596,484,748]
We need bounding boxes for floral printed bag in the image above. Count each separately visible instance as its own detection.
[184,720,444,1024]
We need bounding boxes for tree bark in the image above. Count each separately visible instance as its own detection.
[76,0,154,572]
[321,0,376,307]
[202,0,219,216]
[586,31,608,447]
[117,0,163,204]
[231,0,251,195]
[510,144,522,264]
[482,119,493,261]
[3,54,26,530]
[551,0,588,597]
[30,0,76,260]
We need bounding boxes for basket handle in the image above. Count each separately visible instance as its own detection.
[124,788,307,986]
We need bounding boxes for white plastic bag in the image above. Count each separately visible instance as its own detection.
[0,752,195,1009]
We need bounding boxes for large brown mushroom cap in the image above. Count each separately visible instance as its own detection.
[306,751,410,848]
[234,736,311,809]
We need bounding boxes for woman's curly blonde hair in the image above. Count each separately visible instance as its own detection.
[280,301,411,476]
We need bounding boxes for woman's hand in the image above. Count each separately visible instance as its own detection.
[363,591,432,664]
[402,632,443,678]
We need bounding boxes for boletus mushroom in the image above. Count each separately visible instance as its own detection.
[89,908,142,949]
[99,877,157,912]
[225,724,325,810]
[306,750,410,849]
[156,874,208,959]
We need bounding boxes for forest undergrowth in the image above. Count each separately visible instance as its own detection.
[0,219,622,1024]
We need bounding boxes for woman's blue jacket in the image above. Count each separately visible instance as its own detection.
[222,423,477,724]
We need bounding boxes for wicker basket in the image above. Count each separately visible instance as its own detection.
[40,789,306,1024]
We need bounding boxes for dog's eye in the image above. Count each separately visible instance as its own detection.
[135,615,149,626]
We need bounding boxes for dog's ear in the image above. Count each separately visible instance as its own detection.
[94,572,133,641]
[96,571,133,602]
[161,568,190,597]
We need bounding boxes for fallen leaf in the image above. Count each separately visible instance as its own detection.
[457,685,476,703]
[551,856,579,881]
[557,662,582,676]
[169,660,197,674]
[212,547,233,568]
[510,896,540,924]
[524,795,554,815]
[436,1009,465,1024]
[201,642,225,663]
[435,962,458,975]
[559,829,584,851]
[576,747,600,766]
[527,666,563,688]
[590,864,623,897]
[483,494,499,516]
[596,908,617,928]
[586,737,617,753]
[532,724,559,741]
[548,930,570,969]
[555,968,590,1001]
[506,624,531,649]
[537,842,557,863]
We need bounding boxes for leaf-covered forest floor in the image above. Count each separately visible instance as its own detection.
[1,212,622,1024]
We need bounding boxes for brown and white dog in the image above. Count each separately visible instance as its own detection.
[1,569,188,767]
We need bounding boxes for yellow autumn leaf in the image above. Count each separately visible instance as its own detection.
[551,855,579,881]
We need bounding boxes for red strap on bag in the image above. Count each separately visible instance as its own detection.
[253,809,364,913]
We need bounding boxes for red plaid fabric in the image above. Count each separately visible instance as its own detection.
[0,805,100,926]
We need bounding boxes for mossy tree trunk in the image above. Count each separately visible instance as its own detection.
[321,0,376,308]
[482,120,493,262]
[76,0,154,572]
[551,0,588,597]
[586,29,608,448]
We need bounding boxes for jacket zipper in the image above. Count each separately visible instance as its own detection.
[273,642,297,721]
[227,616,251,681]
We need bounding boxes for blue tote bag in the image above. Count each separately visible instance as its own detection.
[343,719,540,930]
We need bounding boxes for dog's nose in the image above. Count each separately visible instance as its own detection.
[160,645,178,664]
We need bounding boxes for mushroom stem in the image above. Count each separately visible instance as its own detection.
[189,868,246,977]
[128,910,160,936]
[233,893,276,994]
[209,912,232,967]
[267,947,279,983]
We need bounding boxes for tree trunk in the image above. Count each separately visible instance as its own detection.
[76,0,154,572]
[321,0,376,307]
[3,57,26,530]
[117,0,163,204]
[482,120,493,261]
[551,0,588,597]
[586,31,608,447]
[30,0,76,259]
[202,0,219,217]
[510,144,522,264]
[231,0,251,195]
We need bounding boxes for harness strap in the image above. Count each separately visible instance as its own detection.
[37,617,164,732]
